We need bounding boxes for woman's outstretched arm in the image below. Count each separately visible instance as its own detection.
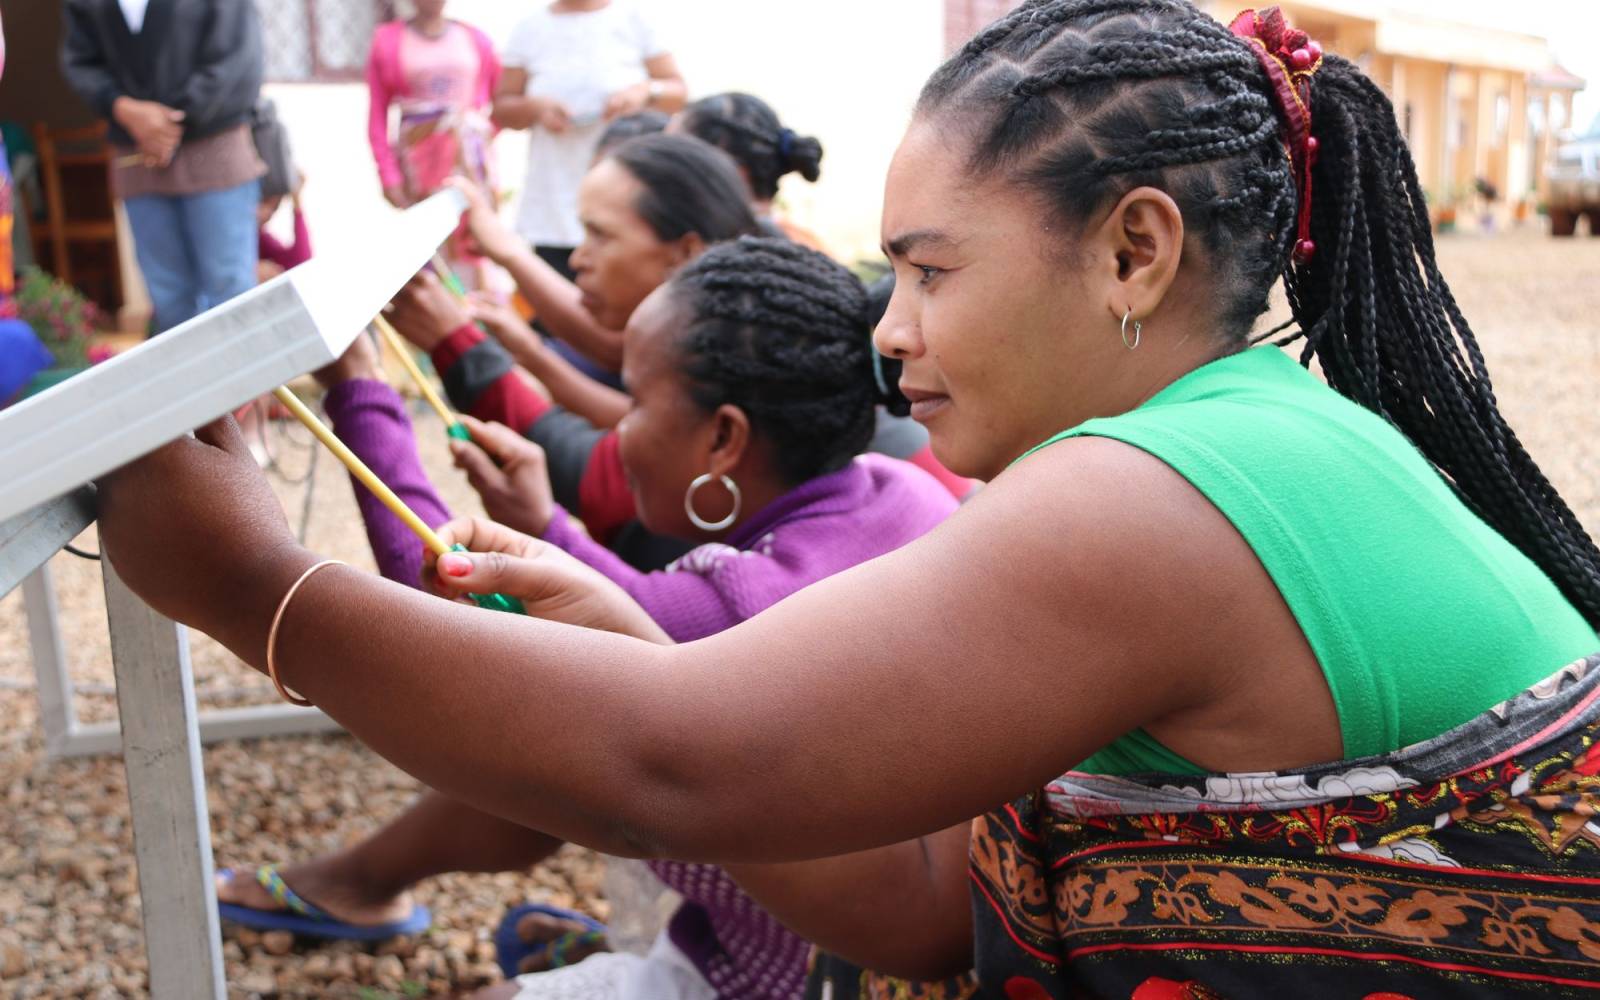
[451,180,624,370]
[470,297,629,428]
[97,419,1232,864]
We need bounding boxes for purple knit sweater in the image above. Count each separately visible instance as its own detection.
[323,380,957,998]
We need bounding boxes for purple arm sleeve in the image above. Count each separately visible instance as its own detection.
[539,506,739,642]
[322,379,452,589]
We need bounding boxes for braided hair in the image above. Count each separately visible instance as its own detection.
[668,237,884,485]
[919,0,1600,627]
[679,93,824,202]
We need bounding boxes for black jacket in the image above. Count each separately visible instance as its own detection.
[61,0,263,148]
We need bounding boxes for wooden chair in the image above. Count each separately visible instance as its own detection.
[30,121,124,311]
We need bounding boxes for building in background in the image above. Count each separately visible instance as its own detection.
[950,1,1589,229]
[1198,1,1584,227]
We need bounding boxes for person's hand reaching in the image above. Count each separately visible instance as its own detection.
[446,177,521,264]
[424,516,669,642]
[313,328,384,389]
[386,270,472,352]
[467,294,544,359]
[449,415,556,537]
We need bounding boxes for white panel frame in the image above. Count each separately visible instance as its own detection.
[0,189,464,523]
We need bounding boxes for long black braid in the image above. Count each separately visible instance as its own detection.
[669,237,884,484]
[920,0,1600,626]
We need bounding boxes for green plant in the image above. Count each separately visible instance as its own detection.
[15,267,101,369]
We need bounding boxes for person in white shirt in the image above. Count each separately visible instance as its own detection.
[494,0,686,287]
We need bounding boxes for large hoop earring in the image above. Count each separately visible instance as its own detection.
[685,474,741,532]
[1121,309,1142,351]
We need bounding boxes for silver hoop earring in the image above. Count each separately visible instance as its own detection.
[685,473,741,532]
[1121,309,1142,351]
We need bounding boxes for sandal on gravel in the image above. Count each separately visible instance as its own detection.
[494,902,608,978]
[216,865,432,941]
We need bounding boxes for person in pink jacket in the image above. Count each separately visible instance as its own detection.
[366,0,499,283]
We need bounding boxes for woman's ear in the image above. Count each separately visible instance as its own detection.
[669,231,708,270]
[706,403,751,477]
[1091,185,1185,326]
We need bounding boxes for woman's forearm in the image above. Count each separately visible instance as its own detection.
[503,335,630,428]
[724,824,975,981]
[497,248,624,371]
[491,94,541,131]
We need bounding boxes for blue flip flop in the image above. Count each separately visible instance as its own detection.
[494,902,607,978]
[216,865,432,942]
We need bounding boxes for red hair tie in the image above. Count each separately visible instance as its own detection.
[1229,7,1323,263]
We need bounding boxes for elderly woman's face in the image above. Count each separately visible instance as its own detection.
[568,159,687,332]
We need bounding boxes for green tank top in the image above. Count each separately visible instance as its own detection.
[1027,348,1598,776]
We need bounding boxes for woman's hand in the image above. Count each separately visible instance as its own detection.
[533,96,574,134]
[313,328,383,389]
[449,415,555,537]
[113,97,184,166]
[424,516,668,642]
[467,294,544,359]
[96,417,314,652]
[602,82,651,121]
[385,270,471,352]
[382,185,411,210]
[447,177,521,264]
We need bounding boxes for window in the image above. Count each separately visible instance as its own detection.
[257,0,393,83]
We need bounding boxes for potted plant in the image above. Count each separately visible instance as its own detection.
[1423,186,1458,233]
[16,267,104,397]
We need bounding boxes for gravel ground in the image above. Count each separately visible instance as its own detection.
[1,225,1598,998]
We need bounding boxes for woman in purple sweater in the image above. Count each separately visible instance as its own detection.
[216,238,963,998]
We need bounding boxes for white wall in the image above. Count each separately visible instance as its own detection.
[267,1,946,265]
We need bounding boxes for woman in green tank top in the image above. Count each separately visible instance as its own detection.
[96,3,1600,997]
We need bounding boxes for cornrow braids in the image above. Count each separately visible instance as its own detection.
[679,93,824,202]
[919,0,1600,626]
[668,237,882,485]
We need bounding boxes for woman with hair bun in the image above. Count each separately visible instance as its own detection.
[674,93,828,250]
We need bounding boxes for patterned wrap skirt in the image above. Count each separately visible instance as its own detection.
[973,654,1600,998]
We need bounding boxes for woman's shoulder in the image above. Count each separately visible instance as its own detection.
[857,454,960,518]
[372,20,407,43]
[368,20,406,64]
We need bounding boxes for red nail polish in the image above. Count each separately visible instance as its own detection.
[439,553,472,577]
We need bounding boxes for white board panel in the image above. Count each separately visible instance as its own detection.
[0,190,464,523]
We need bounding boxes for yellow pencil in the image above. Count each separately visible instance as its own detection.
[430,253,470,300]
[270,385,526,614]
[369,314,464,436]
[270,385,450,556]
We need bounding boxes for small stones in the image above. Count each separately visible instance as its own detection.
[372,953,406,987]
[259,930,294,956]
[1,941,29,978]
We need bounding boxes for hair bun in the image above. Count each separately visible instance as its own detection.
[777,129,824,183]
